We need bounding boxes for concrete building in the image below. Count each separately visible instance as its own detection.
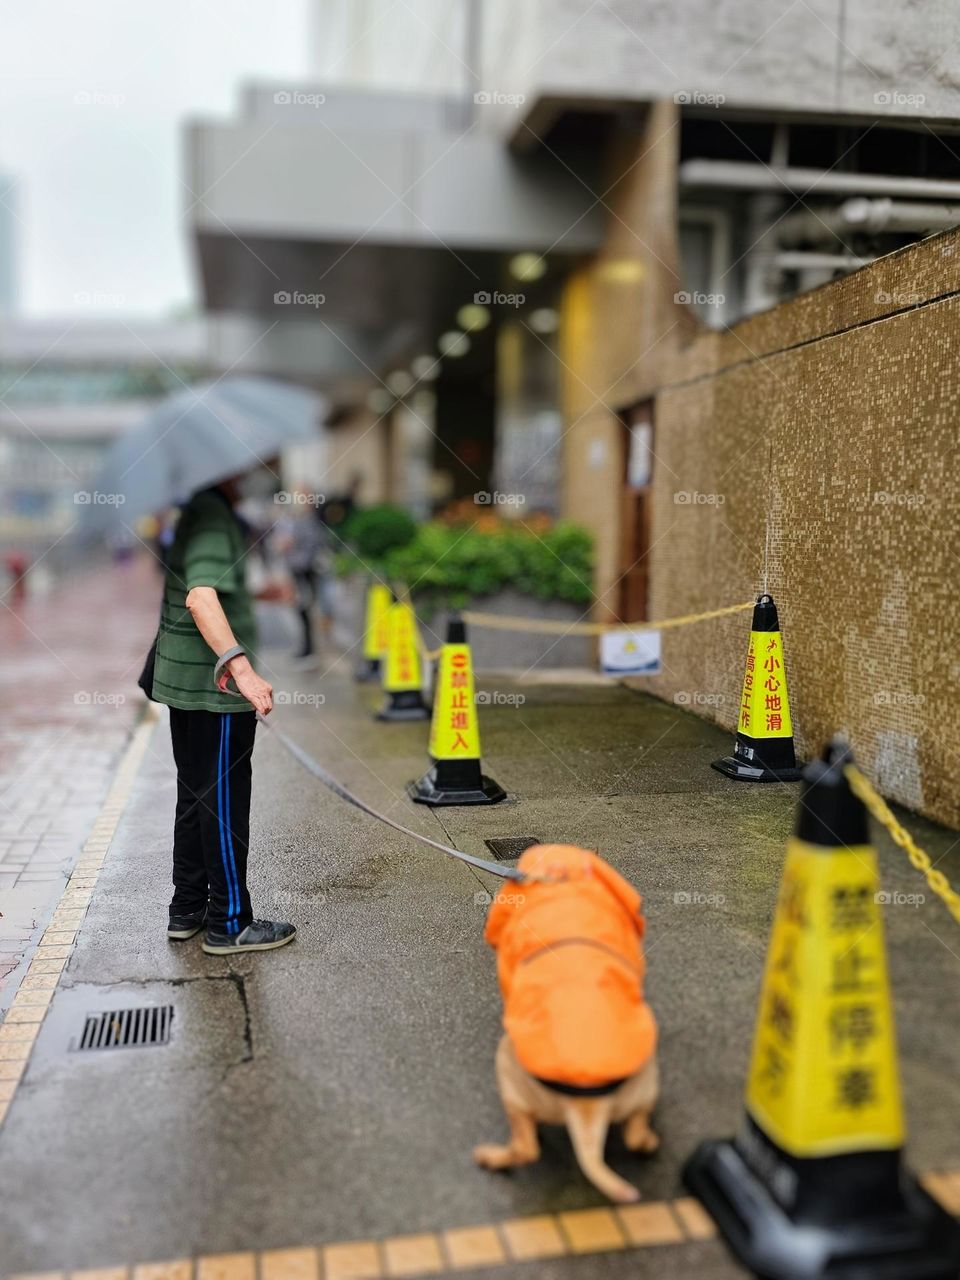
[184,0,960,825]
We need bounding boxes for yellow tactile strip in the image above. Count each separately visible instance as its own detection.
[6,1200,712,1280]
[8,1175,960,1280]
[0,708,158,1131]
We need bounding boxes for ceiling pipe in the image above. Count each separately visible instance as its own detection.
[777,198,960,245]
[679,159,960,200]
[774,251,874,271]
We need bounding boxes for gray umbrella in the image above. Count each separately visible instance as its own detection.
[80,376,325,535]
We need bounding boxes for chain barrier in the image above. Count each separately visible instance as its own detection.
[846,764,960,928]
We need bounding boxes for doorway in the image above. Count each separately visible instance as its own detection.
[618,400,654,621]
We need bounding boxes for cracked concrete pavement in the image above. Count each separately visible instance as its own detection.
[1,634,959,1277]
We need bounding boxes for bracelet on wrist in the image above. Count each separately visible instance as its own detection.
[213,645,246,686]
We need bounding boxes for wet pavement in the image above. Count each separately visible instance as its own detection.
[0,558,158,1014]
[0,584,959,1278]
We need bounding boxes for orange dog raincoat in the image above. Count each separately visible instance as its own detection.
[484,844,657,1089]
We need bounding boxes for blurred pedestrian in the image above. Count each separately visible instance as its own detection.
[142,468,297,956]
[3,551,29,604]
[273,488,326,659]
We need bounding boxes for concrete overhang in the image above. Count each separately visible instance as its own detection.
[185,88,604,381]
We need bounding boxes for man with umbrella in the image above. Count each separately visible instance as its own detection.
[83,377,323,955]
[150,467,297,954]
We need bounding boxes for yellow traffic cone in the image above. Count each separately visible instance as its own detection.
[713,592,802,782]
[684,740,960,1279]
[409,617,505,805]
[376,600,429,721]
[355,582,391,682]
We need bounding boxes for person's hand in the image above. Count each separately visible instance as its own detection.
[220,655,273,714]
[256,579,297,604]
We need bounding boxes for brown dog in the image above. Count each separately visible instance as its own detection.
[474,844,659,1203]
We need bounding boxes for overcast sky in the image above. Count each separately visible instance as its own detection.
[0,0,310,318]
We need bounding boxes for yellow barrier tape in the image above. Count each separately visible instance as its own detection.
[460,599,754,638]
[846,764,960,928]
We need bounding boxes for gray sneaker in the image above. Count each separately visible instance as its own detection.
[202,919,297,955]
[168,908,207,940]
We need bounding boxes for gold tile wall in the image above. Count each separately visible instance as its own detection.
[647,263,960,828]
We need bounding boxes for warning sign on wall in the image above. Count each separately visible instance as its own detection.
[600,630,662,676]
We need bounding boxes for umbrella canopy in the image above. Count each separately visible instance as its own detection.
[80,376,325,535]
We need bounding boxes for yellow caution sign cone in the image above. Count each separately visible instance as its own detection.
[713,592,802,782]
[355,582,391,682]
[684,740,960,1280]
[376,600,430,721]
[409,617,505,805]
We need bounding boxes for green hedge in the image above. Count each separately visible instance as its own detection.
[336,517,594,608]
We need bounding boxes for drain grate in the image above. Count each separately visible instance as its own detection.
[484,836,541,862]
[76,1005,174,1052]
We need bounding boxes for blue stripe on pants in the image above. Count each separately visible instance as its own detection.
[223,715,242,934]
[216,717,238,931]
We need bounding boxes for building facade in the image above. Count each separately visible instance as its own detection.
[184,0,960,824]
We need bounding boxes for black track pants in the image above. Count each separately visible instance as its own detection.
[168,708,256,933]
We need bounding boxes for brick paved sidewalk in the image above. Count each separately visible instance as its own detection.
[0,555,159,1011]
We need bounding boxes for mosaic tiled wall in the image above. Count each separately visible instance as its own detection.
[559,106,960,825]
[645,231,960,828]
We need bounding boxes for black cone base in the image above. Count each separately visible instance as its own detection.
[376,690,430,721]
[354,658,381,683]
[713,733,802,783]
[712,755,803,783]
[684,1138,960,1280]
[408,764,506,807]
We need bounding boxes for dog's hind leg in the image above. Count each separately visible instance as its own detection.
[623,1108,660,1154]
[474,1105,540,1170]
[620,1056,660,1154]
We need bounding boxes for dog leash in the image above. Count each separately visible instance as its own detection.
[251,709,529,883]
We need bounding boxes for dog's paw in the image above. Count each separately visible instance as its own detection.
[473,1143,512,1170]
[623,1118,661,1154]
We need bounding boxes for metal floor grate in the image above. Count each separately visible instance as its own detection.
[76,1005,174,1051]
[484,836,541,862]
